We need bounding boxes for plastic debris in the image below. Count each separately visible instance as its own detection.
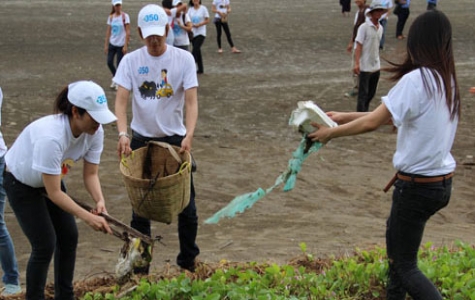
[204,101,336,224]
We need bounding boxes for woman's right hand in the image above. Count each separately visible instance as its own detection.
[104,45,108,54]
[85,213,112,234]
[117,135,132,159]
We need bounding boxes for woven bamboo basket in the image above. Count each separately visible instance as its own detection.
[120,141,191,224]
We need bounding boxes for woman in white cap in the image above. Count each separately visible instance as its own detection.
[4,80,115,300]
[104,0,130,90]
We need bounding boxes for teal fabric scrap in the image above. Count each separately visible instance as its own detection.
[204,136,322,224]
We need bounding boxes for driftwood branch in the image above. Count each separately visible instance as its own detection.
[71,197,155,246]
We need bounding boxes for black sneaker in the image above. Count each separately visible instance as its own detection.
[133,265,150,275]
[180,262,196,273]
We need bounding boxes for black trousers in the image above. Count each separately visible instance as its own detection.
[130,133,200,271]
[357,70,380,112]
[191,35,206,73]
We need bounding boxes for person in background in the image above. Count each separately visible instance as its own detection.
[378,0,393,50]
[340,0,352,17]
[0,88,21,296]
[427,0,437,10]
[212,0,241,53]
[162,0,187,46]
[5,81,115,299]
[309,10,459,300]
[173,0,193,51]
[345,0,369,98]
[353,0,387,112]
[395,0,410,39]
[188,0,210,74]
[114,4,200,274]
[104,0,130,91]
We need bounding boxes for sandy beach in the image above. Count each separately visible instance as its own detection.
[0,0,474,291]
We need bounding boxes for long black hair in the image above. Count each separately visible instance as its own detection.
[53,86,87,117]
[162,0,173,9]
[385,10,460,120]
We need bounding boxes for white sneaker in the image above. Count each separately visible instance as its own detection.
[1,284,21,296]
[110,80,116,89]
[114,83,118,91]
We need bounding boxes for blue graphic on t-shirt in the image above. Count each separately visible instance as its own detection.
[111,23,122,36]
[191,16,200,24]
[173,23,182,35]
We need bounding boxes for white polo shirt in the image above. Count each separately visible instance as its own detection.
[355,20,383,72]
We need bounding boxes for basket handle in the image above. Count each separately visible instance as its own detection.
[147,141,182,164]
[178,161,190,174]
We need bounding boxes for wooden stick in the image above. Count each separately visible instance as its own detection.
[71,197,154,245]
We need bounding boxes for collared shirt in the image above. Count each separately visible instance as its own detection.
[355,20,383,72]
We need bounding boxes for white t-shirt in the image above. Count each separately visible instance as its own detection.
[382,68,458,176]
[173,13,192,46]
[113,46,198,138]
[5,114,104,188]
[107,12,131,47]
[379,0,393,20]
[188,5,209,37]
[355,20,382,72]
[0,87,6,157]
[166,8,178,46]
[213,0,229,19]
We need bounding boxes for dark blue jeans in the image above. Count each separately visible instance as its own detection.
[386,176,451,300]
[4,172,77,300]
[396,7,410,37]
[130,133,199,271]
[0,157,20,287]
[107,43,124,76]
[357,70,380,112]
[379,18,387,49]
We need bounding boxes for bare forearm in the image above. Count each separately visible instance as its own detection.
[185,88,198,138]
[83,163,105,204]
[115,88,129,133]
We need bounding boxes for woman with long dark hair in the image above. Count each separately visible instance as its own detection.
[309,10,459,299]
[212,0,241,53]
[188,0,210,74]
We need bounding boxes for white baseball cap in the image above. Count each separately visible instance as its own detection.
[67,81,117,124]
[173,0,183,6]
[112,0,122,5]
[138,4,168,38]
[366,0,388,15]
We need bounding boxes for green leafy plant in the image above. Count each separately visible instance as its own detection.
[81,240,475,300]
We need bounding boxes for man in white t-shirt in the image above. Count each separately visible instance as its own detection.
[354,0,387,112]
[114,4,199,274]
